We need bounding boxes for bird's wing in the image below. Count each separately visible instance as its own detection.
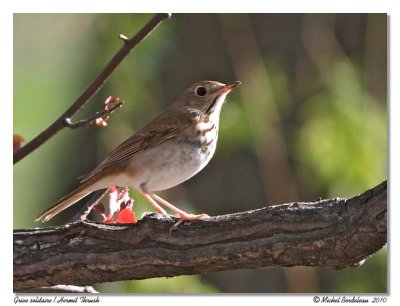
[80,117,190,183]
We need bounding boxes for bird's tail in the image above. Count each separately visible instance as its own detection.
[35,181,95,222]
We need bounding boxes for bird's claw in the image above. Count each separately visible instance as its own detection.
[175,213,209,221]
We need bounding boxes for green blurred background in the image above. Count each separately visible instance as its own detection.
[13,13,387,293]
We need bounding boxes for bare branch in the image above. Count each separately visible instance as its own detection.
[64,99,123,129]
[13,181,386,292]
[13,13,171,164]
[119,34,129,43]
[21,285,98,294]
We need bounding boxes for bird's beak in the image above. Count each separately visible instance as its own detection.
[217,81,241,94]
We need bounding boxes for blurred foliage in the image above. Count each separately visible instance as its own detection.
[297,61,387,197]
[329,248,387,293]
[14,13,387,293]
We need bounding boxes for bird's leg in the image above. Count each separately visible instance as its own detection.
[146,191,208,221]
[139,186,168,215]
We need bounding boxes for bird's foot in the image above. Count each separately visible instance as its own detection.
[169,213,209,235]
[175,212,209,221]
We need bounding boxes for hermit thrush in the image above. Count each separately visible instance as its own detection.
[36,80,240,222]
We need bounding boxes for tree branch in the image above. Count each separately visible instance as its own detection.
[21,285,98,294]
[13,13,171,164]
[13,181,386,292]
[63,98,123,129]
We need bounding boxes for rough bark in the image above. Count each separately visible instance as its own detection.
[13,181,387,292]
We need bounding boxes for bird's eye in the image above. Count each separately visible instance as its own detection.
[195,86,207,97]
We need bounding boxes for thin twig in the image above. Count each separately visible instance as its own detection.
[21,285,98,294]
[119,34,129,43]
[64,101,123,129]
[13,13,171,164]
